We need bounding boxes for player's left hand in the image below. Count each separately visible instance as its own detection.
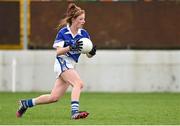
[69,39,83,52]
[89,45,96,56]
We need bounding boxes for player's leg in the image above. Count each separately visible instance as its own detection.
[61,69,89,119]
[16,77,69,117]
[61,69,83,101]
[34,78,69,105]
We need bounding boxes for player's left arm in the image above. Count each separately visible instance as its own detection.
[82,29,96,58]
[86,45,96,58]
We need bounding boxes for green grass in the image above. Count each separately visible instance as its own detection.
[0,92,180,125]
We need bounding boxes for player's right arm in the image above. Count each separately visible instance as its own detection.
[56,46,70,56]
[53,31,70,56]
[53,31,83,56]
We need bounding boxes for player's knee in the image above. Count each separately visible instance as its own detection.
[74,80,84,89]
[50,95,59,103]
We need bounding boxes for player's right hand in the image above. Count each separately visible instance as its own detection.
[69,39,83,52]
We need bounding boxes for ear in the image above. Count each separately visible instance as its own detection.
[71,17,75,23]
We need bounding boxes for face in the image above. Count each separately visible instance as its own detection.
[72,13,85,29]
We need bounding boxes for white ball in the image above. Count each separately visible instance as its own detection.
[79,38,93,54]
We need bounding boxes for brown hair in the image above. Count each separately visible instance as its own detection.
[57,3,85,30]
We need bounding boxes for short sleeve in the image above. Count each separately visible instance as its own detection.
[81,29,90,39]
[53,32,65,48]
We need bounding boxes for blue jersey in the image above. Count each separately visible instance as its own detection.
[53,24,90,62]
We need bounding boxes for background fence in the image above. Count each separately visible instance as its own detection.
[0,0,180,49]
[1,50,180,92]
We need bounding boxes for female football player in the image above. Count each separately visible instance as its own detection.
[16,3,96,120]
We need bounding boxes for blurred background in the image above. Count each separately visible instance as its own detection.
[0,0,180,92]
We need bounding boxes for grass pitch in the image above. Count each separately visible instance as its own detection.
[0,92,180,125]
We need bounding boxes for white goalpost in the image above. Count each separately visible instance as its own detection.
[12,58,17,92]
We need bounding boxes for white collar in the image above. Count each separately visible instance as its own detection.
[65,24,82,38]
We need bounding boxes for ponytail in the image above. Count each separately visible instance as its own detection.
[57,3,85,30]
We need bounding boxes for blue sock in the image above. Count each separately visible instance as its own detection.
[22,99,34,108]
[71,101,79,115]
